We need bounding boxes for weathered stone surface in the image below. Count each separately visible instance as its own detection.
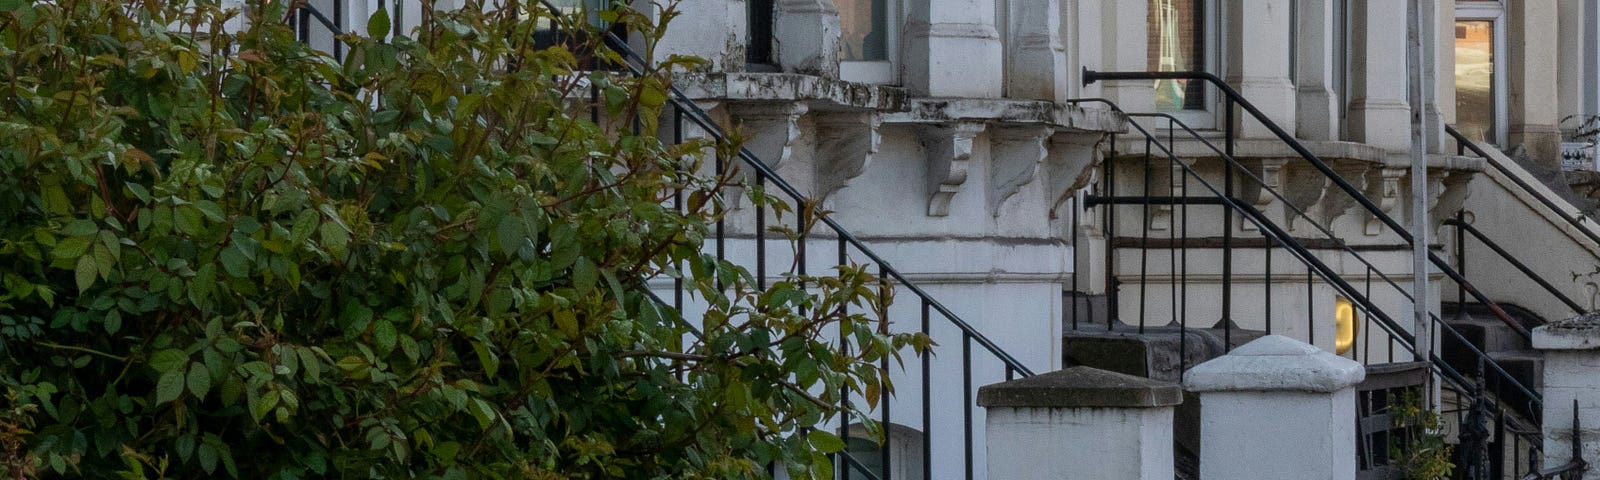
[1532,312,1600,350]
[1182,334,1365,393]
[977,366,1182,408]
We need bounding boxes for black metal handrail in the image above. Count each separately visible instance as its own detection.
[1446,125,1600,251]
[1084,69,1531,341]
[1071,94,1549,478]
[1445,215,1586,315]
[1521,400,1587,480]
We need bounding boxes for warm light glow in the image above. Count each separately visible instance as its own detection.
[1335,297,1359,355]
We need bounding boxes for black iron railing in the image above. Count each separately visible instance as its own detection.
[289,2,1039,479]
[1445,212,1586,316]
[1077,71,1556,477]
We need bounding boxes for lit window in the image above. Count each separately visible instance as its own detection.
[1454,20,1495,143]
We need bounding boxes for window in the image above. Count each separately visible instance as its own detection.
[1147,0,1207,111]
[838,0,895,84]
[747,0,775,66]
[1455,1,1506,144]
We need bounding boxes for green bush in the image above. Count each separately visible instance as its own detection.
[0,1,921,478]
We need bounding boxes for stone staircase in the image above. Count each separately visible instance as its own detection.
[1441,302,1548,420]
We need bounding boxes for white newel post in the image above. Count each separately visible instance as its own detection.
[1183,335,1365,480]
[977,366,1181,480]
[1532,314,1600,478]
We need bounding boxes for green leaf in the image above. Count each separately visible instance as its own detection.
[187,364,212,399]
[807,430,846,453]
[496,217,524,256]
[53,237,90,259]
[61,219,98,237]
[74,255,96,292]
[290,210,319,244]
[320,222,350,258]
[103,309,122,334]
[219,247,249,278]
[155,369,184,404]
[151,349,187,373]
[368,6,391,39]
[254,390,281,422]
[197,443,218,474]
[373,320,397,353]
[572,258,597,296]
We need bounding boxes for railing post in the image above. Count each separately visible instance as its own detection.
[978,367,1181,480]
[1184,335,1365,480]
[1531,314,1600,478]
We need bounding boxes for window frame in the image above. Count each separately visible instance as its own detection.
[1455,0,1508,145]
[839,0,898,85]
[1147,0,1225,130]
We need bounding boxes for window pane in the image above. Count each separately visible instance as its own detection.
[839,0,887,61]
[1148,0,1206,110]
[1455,20,1495,143]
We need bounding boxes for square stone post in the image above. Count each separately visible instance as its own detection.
[1532,313,1600,478]
[978,366,1181,480]
[1347,0,1412,151]
[904,0,1003,97]
[1183,335,1366,480]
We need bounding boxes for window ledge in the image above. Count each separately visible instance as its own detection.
[673,72,907,112]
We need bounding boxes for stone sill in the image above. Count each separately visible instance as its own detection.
[672,72,1129,133]
[674,72,907,111]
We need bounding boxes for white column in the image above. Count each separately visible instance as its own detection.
[1005,0,1069,101]
[1348,0,1412,152]
[905,0,1003,97]
[1296,0,1338,141]
[1225,0,1296,138]
[979,366,1181,480]
[1093,0,1152,111]
[1507,0,1562,166]
[1532,314,1600,479]
[1558,0,1591,134]
[774,0,841,77]
[1184,335,1365,480]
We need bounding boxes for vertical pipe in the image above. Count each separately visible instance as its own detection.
[1106,135,1118,330]
[756,174,767,291]
[1222,97,1235,351]
[1140,138,1152,334]
[963,334,974,480]
[920,300,931,480]
[1307,267,1315,346]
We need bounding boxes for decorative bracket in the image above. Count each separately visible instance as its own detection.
[1428,169,1473,232]
[989,125,1053,218]
[813,112,881,203]
[1365,167,1407,236]
[917,122,987,217]
[727,102,810,205]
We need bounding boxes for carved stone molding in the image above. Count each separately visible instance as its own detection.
[1280,163,1333,232]
[1239,158,1287,231]
[1365,167,1407,236]
[728,101,809,183]
[813,112,881,202]
[917,122,987,217]
[1428,169,1473,231]
[989,126,1053,218]
[1320,162,1373,233]
[1046,132,1104,223]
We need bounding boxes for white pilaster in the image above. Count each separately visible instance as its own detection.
[1225,0,1296,139]
[1348,0,1412,152]
[905,0,1003,97]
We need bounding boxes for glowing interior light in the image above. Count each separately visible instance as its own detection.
[1335,296,1359,355]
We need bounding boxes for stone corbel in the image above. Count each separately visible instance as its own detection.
[989,125,1053,218]
[1046,132,1104,223]
[1239,158,1287,231]
[917,122,988,217]
[1280,162,1333,232]
[728,101,810,184]
[813,112,881,202]
[1365,167,1408,236]
[1428,169,1473,232]
[1319,162,1373,232]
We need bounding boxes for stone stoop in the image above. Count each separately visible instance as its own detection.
[1442,302,1547,420]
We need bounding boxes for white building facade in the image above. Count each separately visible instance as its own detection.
[283,0,1600,478]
